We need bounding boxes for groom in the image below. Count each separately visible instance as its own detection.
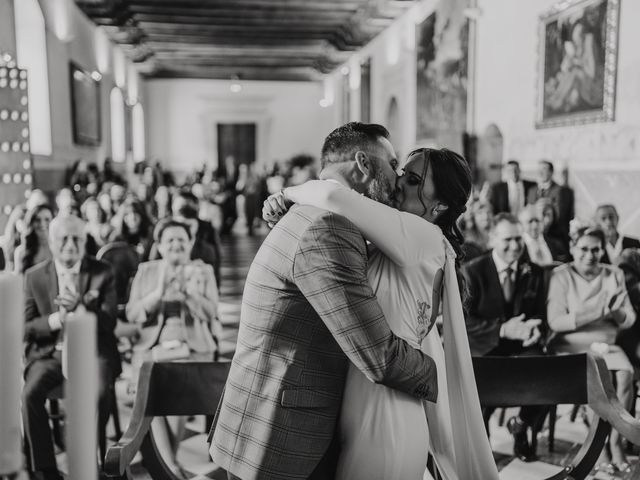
[209,122,439,480]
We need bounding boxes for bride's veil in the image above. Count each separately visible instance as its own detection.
[424,240,500,480]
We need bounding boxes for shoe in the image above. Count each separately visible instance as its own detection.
[506,416,537,462]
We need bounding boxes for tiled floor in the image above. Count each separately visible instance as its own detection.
[56,226,640,479]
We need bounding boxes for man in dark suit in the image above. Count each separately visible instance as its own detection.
[518,206,570,265]
[22,215,120,480]
[209,123,438,480]
[488,160,537,216]
[172,190,221,284]
[527,160,574,241]
[595,204,640,264]
[463,213,548,462]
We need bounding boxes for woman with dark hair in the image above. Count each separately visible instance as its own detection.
[537,197,570,253]
[81,196,113,251]
[14,204,54,274]
[2,204,27,271]
[263,148,498,479]
[548,226,636,472]
[110,196,153,260]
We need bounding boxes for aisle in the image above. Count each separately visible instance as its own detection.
[216,231,267,360]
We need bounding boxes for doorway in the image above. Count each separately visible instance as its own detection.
[216,123,256,180]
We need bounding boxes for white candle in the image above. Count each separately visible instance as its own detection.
[0,273,24,476]
[64,305,98,480]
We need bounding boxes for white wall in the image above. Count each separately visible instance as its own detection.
[145,79,333,175]
[475,0,640,233]
[14,0,142,189]
[328,0,640,235]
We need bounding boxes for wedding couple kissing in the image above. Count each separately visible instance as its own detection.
[208,122,500,480]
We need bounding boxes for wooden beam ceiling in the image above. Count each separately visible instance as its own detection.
[75,0,417,81]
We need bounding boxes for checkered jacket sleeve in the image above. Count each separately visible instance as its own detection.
[293,211,438,401]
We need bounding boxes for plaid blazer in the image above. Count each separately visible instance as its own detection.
[209,205,438,480]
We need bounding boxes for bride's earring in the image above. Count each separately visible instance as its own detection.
[432,206,439,216]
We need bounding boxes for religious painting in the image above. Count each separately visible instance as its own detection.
[536,0,619,128]
[415,0,469,151]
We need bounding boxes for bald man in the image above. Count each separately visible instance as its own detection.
[22,215,119,480]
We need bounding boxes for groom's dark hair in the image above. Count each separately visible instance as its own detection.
[320,122,390,170]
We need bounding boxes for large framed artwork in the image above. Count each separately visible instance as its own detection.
[69,62,101,146]
[536,0,619,128]
[416,0,469,151]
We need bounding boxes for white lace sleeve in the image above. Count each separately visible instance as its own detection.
[285,180,443,266]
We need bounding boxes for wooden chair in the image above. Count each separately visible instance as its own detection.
[97,242,142,362]
[472,353,640,480]
[45,381,121,466]
[104,360,231,479]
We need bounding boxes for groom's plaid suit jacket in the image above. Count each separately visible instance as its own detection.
[209,205,437,480]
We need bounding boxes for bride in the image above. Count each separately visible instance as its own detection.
[264,147,499,480]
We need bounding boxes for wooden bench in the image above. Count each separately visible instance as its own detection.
[104,360,230,479]
[107,354,640,480]
[472,353,640,480]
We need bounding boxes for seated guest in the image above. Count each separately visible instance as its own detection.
[14,204,54,274]
[615,248,640,368]
[81,196,112,251]
[25,189,49,212]
[2,204,27,271]
[461,200,493,262]
[22,215,120,480]
[488,160,536,216]
[594,204,640,264]
[518,206,569,266]
[109,196,153,260]
[172,190,221,249]
[536,198,569,252]
[127,218,219,362]
[527,160,574,241]
[149,206,221,287]
[55,188,79,217]
[463,213,548,462]
[547,226,635,470]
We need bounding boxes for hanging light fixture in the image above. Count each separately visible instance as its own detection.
[229,74,242,93]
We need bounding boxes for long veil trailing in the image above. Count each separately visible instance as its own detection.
[423,240,500,480]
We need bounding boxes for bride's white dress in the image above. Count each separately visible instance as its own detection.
[287,180,500,480]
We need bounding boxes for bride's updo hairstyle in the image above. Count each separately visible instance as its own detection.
[409,147,472,299]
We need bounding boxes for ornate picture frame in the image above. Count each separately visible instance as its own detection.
[536,0,619,128]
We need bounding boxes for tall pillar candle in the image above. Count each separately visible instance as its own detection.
[0,273,24,476]
[64,306,98,480]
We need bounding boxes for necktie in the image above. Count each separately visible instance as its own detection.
[60,271,77,296]
[502,267,514,303]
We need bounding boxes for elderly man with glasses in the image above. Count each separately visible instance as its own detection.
[22,214,119,480]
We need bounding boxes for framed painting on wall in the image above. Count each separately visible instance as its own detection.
[415,0,469,152]
[536,0,620,128]
[69,62,101,146]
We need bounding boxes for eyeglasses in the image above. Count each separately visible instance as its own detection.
[578,246,602,255]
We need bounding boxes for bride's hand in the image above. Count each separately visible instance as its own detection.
[262,190,290,228]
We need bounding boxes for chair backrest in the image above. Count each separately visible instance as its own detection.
[97,241,140,305]
[472,354,588,407]
[141,360,230,417]
[472,353,640,480]
[105,360,231,479]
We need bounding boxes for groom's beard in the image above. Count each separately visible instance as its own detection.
[365,168,395,206]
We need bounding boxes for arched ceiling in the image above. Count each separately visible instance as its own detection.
[75,0,417,81]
